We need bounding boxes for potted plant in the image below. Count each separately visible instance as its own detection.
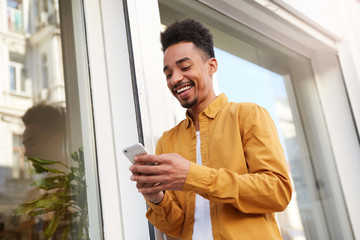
[14,148,89,240]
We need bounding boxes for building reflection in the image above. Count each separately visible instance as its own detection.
[0,0,65,238]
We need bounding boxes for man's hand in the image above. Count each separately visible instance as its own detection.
[129,153,191,203]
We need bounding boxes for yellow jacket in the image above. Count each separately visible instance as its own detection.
[146,94,292,239]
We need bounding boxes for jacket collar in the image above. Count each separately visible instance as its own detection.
[185,93,228,128]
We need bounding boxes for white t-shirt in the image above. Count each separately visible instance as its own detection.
[192,131,214,240]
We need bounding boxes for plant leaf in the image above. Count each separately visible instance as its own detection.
[62,225,70,240]
[28,209,46,217]
[71,152,79,161]
[34,197,56,209]
[32,163,48,173]
[28,157,61,165]
[36,164,65,174]
[32,176,67,190]
[45,215,60,237]
[14,201,37,215]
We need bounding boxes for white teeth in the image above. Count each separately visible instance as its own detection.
[176,86,191,94]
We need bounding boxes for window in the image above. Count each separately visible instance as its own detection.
[214,47,310,239]
[158,1,353,239]
[21,69,26,92]
[12,134,25,179]
[9,65,16,91]
[35,0,57,30]
[41,54,48,89]
[0,1,102,239]
[9,61,26,94]
[7,0,23,32]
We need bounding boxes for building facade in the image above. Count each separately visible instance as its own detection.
[0,0,359,239]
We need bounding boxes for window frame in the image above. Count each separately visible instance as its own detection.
[8,61,27,94]
[58,0,104,238]
[62,0,360,239]
[155,0,358,239]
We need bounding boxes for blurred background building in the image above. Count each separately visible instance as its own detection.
[0,0,65,237]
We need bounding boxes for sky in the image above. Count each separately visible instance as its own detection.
[214,47,293,160]
[214,47,286,123]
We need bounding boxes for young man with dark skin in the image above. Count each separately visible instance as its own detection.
[129,19,292,240]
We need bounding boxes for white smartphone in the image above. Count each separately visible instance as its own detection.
[123,143,148,164]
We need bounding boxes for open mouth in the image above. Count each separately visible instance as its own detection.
[173,82,194,96]
[176,85,192,94]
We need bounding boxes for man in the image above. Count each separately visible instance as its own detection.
[130,19,292,240]
[20,103,67,238]
[22,103,67,169]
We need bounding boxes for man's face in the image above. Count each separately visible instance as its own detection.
[23,123,64,160]
[163,42,217,110]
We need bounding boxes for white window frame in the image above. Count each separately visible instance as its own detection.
[59,0,104,239]
[41,53,48,89]
[81,0,167,239]
[9,61,27,94]
[154,0,360,239]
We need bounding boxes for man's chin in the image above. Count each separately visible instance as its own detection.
[179,97,198,109]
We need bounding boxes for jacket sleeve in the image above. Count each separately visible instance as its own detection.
[145,137,185,238]
[182,104,293,214]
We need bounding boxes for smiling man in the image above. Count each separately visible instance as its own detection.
[129,19,292,240]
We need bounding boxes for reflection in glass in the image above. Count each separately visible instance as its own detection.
[0,0,91,239]
[41,54,48,89]
[7,0,23,33]
[9,65,16,91]
[214,47,312,240]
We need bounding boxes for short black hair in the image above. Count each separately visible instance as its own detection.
[161,19,215,60]
[22,103,65,134]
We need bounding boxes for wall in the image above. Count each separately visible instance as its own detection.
[277,0,360,134]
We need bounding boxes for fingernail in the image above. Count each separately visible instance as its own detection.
[130,175,134,180]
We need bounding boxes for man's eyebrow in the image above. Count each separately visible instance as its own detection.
[176,57,191,65]
[163,57,191,72]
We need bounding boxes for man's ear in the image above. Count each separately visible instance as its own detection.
[208,58,218,76]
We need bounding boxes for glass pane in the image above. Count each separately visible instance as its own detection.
[7,0,23,33]
[214,47,323,240]
[21,68,26,92]
[12,135,24,179]
[9,65,16,90]
[7,0,19,8]
[42,55,48,89]
[0,1,100,239]
[159,2,352,239]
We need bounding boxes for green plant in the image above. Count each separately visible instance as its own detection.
[14,147,89,240]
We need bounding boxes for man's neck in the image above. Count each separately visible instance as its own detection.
[188,94,217,131]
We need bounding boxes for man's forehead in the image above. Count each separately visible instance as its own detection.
[164,42,198,57]
[164,42,209,65]
[163,43,202,67]
[24,123,43,132]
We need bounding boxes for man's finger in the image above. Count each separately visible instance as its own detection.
[131,173,168,184]
[134,154,162,165]
[138,183,169,194]
[136,181,155,189]
[130,164,166,175]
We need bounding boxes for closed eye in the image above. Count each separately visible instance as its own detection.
[182,66,191,71]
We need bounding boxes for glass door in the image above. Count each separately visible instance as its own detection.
[214,47,328,240]
[158,0,353,239]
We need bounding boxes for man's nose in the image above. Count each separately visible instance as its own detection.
[170,70,184,85]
